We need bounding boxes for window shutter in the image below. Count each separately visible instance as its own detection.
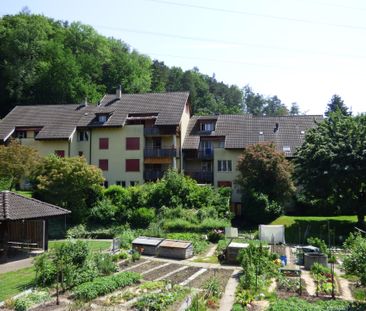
[126,159,140,172]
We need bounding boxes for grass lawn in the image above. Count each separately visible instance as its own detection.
[15,190,33,198]
[0,267,35,301]
[49,239,111,251]
[271,215,357,245]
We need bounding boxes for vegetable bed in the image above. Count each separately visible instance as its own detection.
[188,268,233,290]
[143,263,182,281]
[164,266,201,285]
[127,261,164,274]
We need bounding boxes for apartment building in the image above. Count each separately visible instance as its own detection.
[0,90,322,213]
[0,90,191,187]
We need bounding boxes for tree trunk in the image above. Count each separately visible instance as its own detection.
[357,212,365,229]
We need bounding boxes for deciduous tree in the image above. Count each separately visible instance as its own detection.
[294,112,366,226]
[0,140,40,189]
[33,155,104,223]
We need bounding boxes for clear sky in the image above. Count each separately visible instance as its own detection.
[1,0,366,115]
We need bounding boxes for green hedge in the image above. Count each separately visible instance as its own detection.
[163,218,230,233]
[73,271,141,301]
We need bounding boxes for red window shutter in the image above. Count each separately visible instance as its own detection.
[55,150,65,157]
[99,159,109,171]
[126,159,139,172]
[99,138,109,149]
[126,137,140,150]
[218,181,232,188]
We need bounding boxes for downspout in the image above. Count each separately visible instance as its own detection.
[68,139,71,157]
[89,129,92,165]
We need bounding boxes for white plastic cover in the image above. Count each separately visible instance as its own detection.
[259,225,285,244]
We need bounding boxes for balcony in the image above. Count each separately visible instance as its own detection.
[144,170,164,181]
[144,148,177,158]
[197,149,213,160]
[144,127,176,136]
[185,171,213,184]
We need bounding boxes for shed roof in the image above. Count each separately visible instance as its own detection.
[0,191,70,221]
[132,236,164,246]
[159,239,192,249]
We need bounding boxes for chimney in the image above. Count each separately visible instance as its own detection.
[116,85,122,99]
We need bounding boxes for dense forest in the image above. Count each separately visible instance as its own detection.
[0,12,296,117]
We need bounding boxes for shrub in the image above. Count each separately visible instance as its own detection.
[89,199,117,225]
[242,192,283,224]
[132,250,141,262]
[166,232,209,254]
[207,230,225,243]
[130,207,156,229]
[119,229,139,249]
[33,253,57,286]
[93,253,117,275]
[14,291,50,311]
[142,221,166,238]
[307,237,329,257]
[73,271,141,301]
[66,224,89,239]
[343,233,366,285]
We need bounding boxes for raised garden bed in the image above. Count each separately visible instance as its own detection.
[143,263,182,281]
[119,258,148,270]
[127,261,164,274]
[164,266,201,285]
[187,268,233,290]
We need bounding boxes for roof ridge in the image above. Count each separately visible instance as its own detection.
[8,191,70,214]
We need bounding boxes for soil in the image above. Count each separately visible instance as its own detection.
[127,260,164,274]
[188,268,233,290]
[119,258,147,270]
[29,299,70,311]
[165,266,201,285]
[143,263,182,281]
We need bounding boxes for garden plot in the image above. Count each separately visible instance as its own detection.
[143,263,182,281]
[125,260,164,274]
[187,268,233,290]
[164,266,202,285]
[119,258,148,270]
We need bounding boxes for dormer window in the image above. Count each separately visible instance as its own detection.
[200,122,215,132]
[15,131,27,139]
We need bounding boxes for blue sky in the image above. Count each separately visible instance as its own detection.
[1,0,366,115]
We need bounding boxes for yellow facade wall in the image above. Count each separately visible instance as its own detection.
[21,137,69,157]
[90,125,144,186]
[213,148,243,203]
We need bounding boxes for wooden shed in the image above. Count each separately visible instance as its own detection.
[0,191,70,259]
[132,236,164,256]
[158,239,193,259]
[226,242,249,264]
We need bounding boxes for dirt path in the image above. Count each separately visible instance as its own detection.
[302,270,316,296]
[334,267,354,301]
[205,244,217,257]
[218,269,240,311]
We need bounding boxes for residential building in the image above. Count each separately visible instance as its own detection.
[0,90,322,215]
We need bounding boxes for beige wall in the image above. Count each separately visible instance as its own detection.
[21,136,69,157]
[179,102,191,171]
[90,125,144,186]
[213,148,242,203]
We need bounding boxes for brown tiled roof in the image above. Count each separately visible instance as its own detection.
[0,92,189,140]
[78,92,190,127]
[0,191,70,221]
[183,114,323,156]
[0,105,87,141]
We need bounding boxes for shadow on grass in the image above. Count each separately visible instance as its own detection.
[284,219,356,245]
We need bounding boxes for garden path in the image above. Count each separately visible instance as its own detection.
[218,269,240,311]
[205,243,217,257]
[334,266,353,301]
[0,257,33,274]
[302,270,316,295]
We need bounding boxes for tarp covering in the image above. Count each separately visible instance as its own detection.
[259,225,285,244]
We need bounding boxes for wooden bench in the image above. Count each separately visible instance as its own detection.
[8,241,39,249]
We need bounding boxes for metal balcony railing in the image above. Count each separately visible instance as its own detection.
[197,149,214,160]
[144,170,164,180]
[144,148,177,158]
[185,171,213,184]
[144,127,176,136]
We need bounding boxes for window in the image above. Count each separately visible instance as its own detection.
[78,151,84,157]
[219,140,225,148]
[15,131,27,139]
[126,159,140,172]
[201,161,211,172]
[99,159,109,171]
[218,160,232,172]
[200,122,215,132]
[130,181,135,186]
[126,137,140,150]
[99,138,109,149]
[98,115,108,123]
[218,181,232,187]
[130,181,139,186]
[55,150,65,157]
[78,131,89,141]
[116,181,126,187]
[103,180,109,188]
